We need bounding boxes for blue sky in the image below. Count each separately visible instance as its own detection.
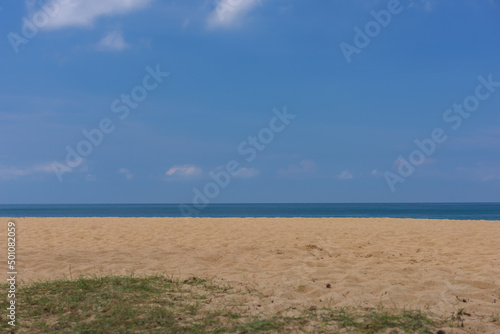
[1,0,499,204]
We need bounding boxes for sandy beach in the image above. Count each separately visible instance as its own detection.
[2,217,499,333]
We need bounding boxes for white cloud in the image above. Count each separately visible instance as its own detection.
[85,174,97,181]
[118,168,133,180]
[207,0,260,28]
[278,160,317,177]
[97,30,129,51]
[165,164,202,179]
[235,167,259,178]
[38,0,151,30]
[0,163,54,180]
[337,170,354,180]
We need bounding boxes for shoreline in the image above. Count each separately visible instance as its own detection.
[3,216,500,221]
[2,202,500,221]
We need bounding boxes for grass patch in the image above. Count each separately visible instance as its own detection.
[311,306,439,333]
[1,274,455,333]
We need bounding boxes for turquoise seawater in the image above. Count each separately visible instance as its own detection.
[1,203,499,220]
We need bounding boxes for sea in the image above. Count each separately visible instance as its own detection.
[1,203,500,220]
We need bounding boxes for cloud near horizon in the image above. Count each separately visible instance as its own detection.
[235,167,259,178]
[0,163,53,180]
[118,168,134,180]
[337,170,354,180]
[165,164,202,179]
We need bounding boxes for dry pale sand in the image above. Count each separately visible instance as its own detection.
[2,217,499,333]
